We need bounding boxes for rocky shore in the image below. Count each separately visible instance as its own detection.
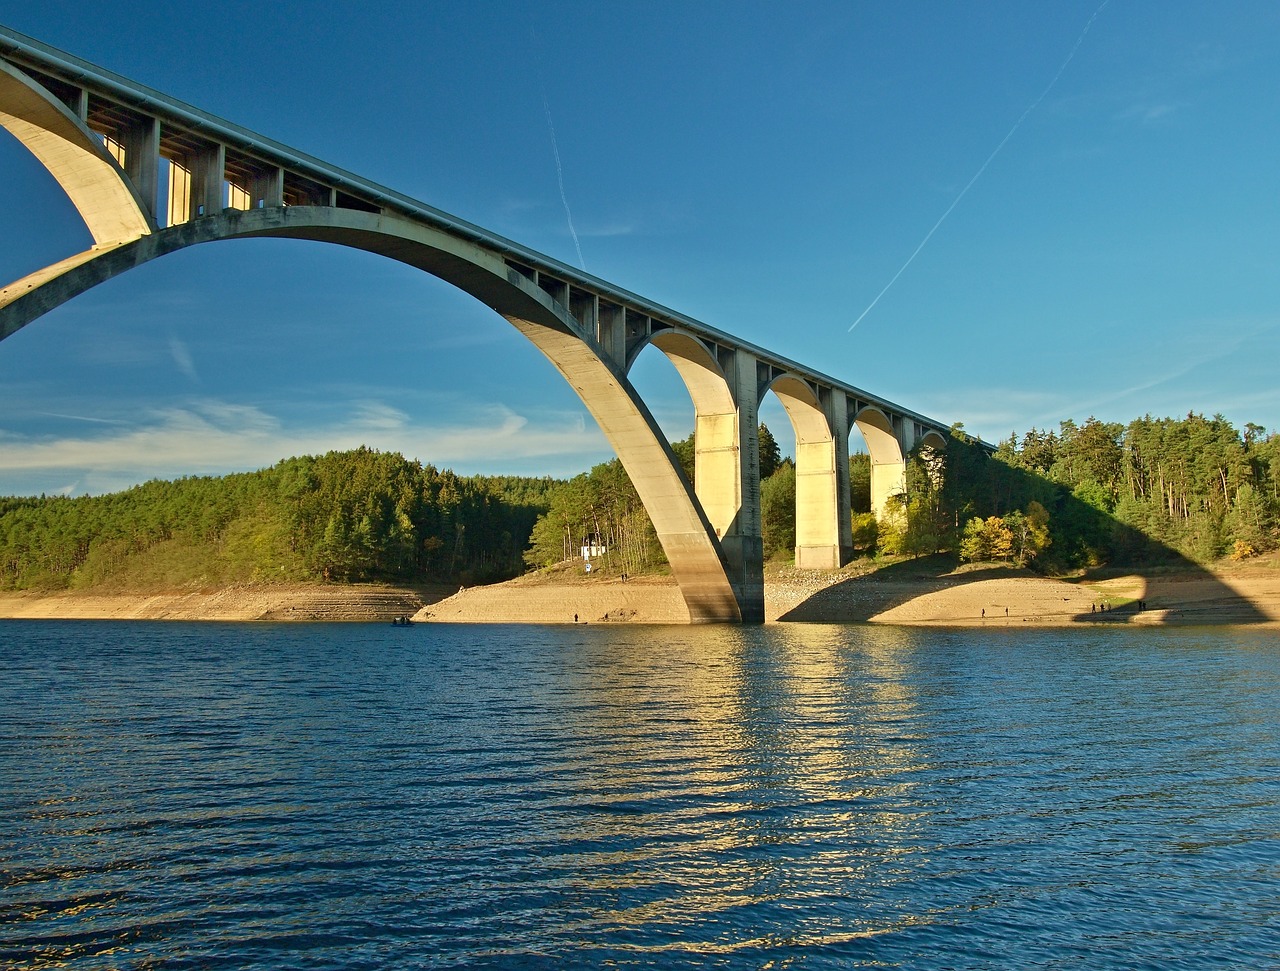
[2,557,1278,626]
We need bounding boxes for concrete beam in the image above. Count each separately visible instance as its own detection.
[189,142,225,218]
[121,115,160,223]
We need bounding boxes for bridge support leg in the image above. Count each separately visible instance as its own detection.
[715,348,764,622]
[794,392,853,569]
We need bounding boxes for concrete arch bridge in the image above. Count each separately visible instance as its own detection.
[0,26,953,623]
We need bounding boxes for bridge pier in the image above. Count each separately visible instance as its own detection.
[792,388,852,570]
[717,348,765,623]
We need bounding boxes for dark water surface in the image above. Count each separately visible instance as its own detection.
[2,621,1278,969]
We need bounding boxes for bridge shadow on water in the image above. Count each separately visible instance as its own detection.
[778,437,1272,627]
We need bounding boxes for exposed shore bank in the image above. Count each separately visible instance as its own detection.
[2,558,1278,626]
[418,558,1280,626]
[0,584,442,622]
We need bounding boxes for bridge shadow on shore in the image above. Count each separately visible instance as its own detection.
[778,436,1272,627]
[774,554,1272,626]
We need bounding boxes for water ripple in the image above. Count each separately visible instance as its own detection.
[1,621,1277,968]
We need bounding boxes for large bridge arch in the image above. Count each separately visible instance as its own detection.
[0,31,962,623]
[0,204,747,621]
[0,58,152,246]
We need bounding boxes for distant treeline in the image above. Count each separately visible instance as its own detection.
[996,413,1280,563]
[4,414,1275,592]
[892,413,1280,568]
[0,448,556,591]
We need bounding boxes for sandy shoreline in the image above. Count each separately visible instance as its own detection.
[419,560,1280,627]
[4,558,1278,626]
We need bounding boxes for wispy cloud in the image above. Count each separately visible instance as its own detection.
[34,412,131,425]
[1116,100,1184,124]
[1043,321,1275,424]
[579,220,638,238]
[169,337,199,382]
[0,398,610,495]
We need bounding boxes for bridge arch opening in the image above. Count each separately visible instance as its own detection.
[0,201,746,619]
[919,429,948,451]
[853,406,907,520]
[632,330,741,540]
[0,233,606,488]
[761,374,846,569]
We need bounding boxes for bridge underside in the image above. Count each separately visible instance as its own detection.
[0,35,955,623]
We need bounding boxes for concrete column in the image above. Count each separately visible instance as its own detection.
[794,434,838,568]
[694,408,740,537]
[798,391,849,565]
[189,143,225,218]
[597,301,625,369]
[830,392,853,565]
[249,165,284,208]
[790,393,847,570]
[121,116,160,224]
[774,378,848,570]
[716,348,764,622]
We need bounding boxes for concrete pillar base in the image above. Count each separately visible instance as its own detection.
[795,545,842,570]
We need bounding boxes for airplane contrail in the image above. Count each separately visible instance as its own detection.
[849,0,1113,332]
[542,92,585,270]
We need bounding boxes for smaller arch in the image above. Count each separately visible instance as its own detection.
[919,429,948,451]
[641,330,740,538]
[641,330,734,417]
[0,60,152,246]
[768,374,844,569]
[853,406,906,520]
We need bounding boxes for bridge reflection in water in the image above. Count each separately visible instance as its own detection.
[0,25,957,622]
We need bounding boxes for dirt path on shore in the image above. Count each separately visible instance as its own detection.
[2,559,1278,626]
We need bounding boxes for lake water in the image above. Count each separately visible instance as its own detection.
[2,620,1278,969]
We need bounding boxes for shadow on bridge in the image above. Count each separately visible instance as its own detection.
[778,435,1271,627]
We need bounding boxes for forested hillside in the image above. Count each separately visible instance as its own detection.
[0,448,556,591]
[4,413,1275,592]
[892,413,1280,568]
[522,413,1280,576]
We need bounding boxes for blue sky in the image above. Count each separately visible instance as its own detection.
[2,1,1279,495]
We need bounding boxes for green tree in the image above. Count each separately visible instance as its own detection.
[760,463,796,558]
[758,423,782,480]
[849,453,871,514]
